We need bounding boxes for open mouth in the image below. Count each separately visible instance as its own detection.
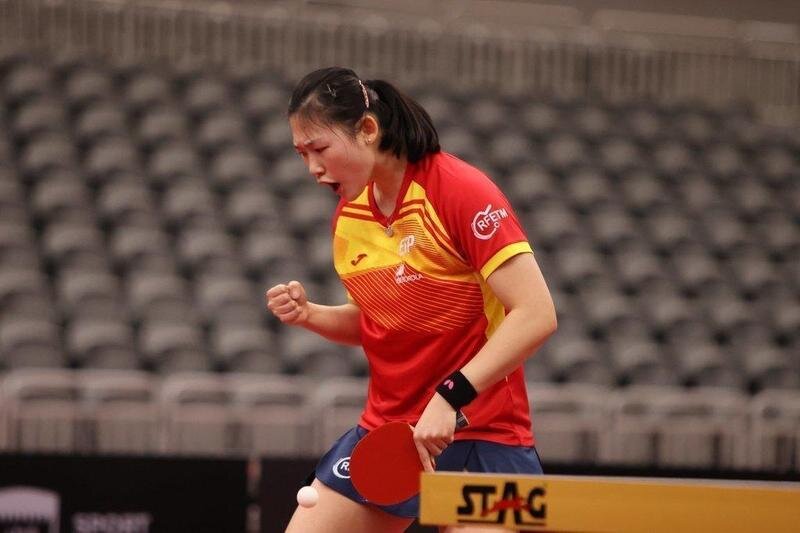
[326,182,342,194]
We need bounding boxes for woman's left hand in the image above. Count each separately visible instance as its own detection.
[412,393,457,472]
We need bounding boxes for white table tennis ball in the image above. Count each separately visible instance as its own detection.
[297,485,319,508]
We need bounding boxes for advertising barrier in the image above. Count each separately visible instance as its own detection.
[0,454,248,533]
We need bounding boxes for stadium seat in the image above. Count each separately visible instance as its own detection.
[0,267,51,317]
[465,98,508,136]
[159,372,233,455]
[668,241,724,295]
[700,207,754,255]
[636,280,695,334]
[65,317,138,370]
[754,209,799,259]
[504,164,559,209]
[741,342,800,392]
[552,239,608,290]
[727,245,782,298]
[2,63,53,106]
[11,97,67,141]
[543,133,585,171]
[0,369,79,452]
[614,242,671,292]
[241,82,287,122]
[520,101,561,141]
[597,137,642,175]
[622,105,663,145]
[544,321,614,387]
[210,325,280,374]
[19,133,77,179]
[749,389,800,471]
[562,167,615,211]
[757,146,797,187]
[183,76,233,118]
[284,185,339,238]
[136,105,190,150]
[74,102,128,147]
[673,110,715,148]
[146,142,202,186]
[527,383,610,464]
[210,145,263,191]
[588,205,641,253]
[78,369,159,454]
[228,373,314,457]
[642,205,696,253]
[703,142,745,181]
[55,269,123,321]
[673,341,743,389]
[307,377,367,453]
[176,227,241,276]
[578,282,636,333]
[280,327,346,376]
[257,114,293,158]
[225,183,283,233]
[64,67,113,109]
[125,271,194,323]
[486,130,532,172]
[161,179,220,230]
[123,71,174,113]
[196,110,248,155]
[0,317,64,369]
[109,225,174,274]
[523,199,586,250]
[30,171,93,224]
[651,139,695,178]
[617,168,673,215]
[193,273,261,325]
[438,126,481,163]
[270,153,310,196]
[600,386,749,469]
[240,231,300,280]
[41,221,108,271]
[96,178,159,228]
[138,321,210,373]
[84,136,141,185]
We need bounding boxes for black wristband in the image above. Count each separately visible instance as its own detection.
[436,371,478,411]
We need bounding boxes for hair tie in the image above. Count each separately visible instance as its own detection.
[358,80,369,109]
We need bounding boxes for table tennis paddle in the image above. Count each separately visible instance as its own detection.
[350,410,469,505]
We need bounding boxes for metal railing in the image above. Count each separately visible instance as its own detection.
[1,0,798,123]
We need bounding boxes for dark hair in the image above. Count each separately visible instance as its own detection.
[288,67,439,163]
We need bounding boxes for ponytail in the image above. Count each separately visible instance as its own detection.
[288,67,439,163]
[364,79,439,163]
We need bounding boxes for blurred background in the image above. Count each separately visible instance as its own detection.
[0,0,798,531]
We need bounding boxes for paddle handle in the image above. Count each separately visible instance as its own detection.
[455,410,469,429]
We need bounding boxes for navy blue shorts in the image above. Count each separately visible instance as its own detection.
[314,426,544,518]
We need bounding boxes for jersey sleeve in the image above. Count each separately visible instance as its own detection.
[432,157,532,280]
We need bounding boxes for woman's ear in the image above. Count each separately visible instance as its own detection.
[359,114,380,145]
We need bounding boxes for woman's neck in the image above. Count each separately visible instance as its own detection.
[371,153,407,217]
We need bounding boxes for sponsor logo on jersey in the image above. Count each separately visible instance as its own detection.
[395,264,423,285]
[333,457,351,479]
[398,235,416,256]
[350,253,368,266]
[471,204,508,240]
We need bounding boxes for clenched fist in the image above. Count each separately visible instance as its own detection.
[266,280,309,325]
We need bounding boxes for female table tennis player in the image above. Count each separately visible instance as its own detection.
[266,67,557,533]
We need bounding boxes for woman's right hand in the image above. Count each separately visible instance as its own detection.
[266,280,310,325]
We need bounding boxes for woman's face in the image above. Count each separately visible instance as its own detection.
[289,115,375,201]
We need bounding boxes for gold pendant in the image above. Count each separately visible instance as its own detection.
[385,225,394,237]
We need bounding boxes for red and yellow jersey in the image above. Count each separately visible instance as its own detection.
[332,151,534,446]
